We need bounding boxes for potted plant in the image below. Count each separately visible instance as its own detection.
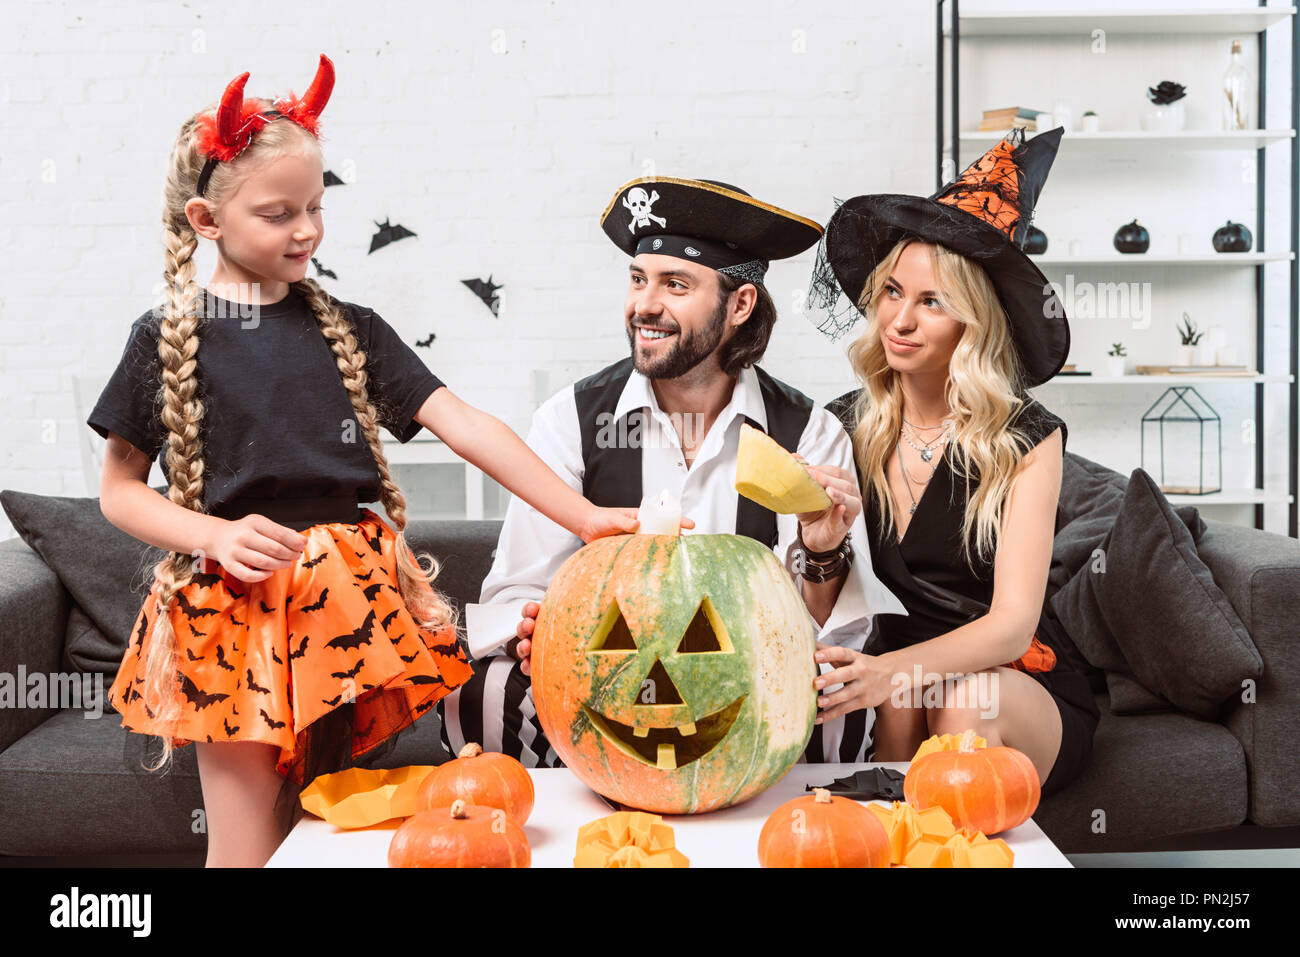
[1081,109,1100,133]
[1176,312,1204,365]
[1142,80,1187,132]
[1105,342,1127,377]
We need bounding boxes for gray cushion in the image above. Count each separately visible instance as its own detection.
[1049,469,1262,720]
[1105,672,1174,715]
[1034,694,1248,853]
[0,490,167,677]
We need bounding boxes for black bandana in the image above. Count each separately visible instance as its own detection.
[634,233,768,285]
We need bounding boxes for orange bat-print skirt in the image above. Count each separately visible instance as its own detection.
[107,507,474,784]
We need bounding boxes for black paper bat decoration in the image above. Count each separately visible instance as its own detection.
[368,218,417,254]
[414,332,437,348]
[259,708,286,730]
[246,669,270,695]
[461,276,502,316]
[289,634,311,660]
[331,659,365,680]
[323,169,346,187]
[214,645,236,672]
[311,257,338,280]
[326,610,376,651]
[175,592,220,620]
[178,673,229,710]
[405,673,445,686]
[302,552,329,568]
[299,587,330,612]
[806,767,906,802]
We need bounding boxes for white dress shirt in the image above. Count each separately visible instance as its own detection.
[466,365,908,673]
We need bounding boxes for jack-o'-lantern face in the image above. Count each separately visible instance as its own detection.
[532,533,817,814]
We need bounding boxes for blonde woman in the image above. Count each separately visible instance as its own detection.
[88,55,644,866]
[806,128,1099,797]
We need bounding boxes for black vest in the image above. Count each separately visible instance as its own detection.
[574,358,814,548]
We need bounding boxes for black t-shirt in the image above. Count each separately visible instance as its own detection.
[828,390,1096,716]
[87,286,445,520]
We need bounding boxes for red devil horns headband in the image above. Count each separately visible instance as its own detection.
[193,53,335,197]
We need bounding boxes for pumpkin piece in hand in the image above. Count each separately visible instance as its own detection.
[735,422,832,514]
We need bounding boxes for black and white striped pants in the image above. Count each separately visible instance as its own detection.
[436,654,876,768]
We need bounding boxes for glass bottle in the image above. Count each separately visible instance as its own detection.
[1223,39,1252,131]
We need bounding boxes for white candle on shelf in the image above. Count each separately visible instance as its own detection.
[637,488,682,536]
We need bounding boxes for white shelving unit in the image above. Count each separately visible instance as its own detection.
[940,2,1299,533]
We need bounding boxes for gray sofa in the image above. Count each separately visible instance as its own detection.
[1,453,1297,860]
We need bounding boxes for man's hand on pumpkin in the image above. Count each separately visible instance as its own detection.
[812,642,894,723]
[793,456,861,554]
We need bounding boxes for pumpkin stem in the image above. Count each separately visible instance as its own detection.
[450,799,468,819]
[458,742,484,759]
[958,729,978,753]
[813,788,832,804]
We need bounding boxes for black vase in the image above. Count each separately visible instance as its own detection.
[1023,225,1048,255]
[1114,219,1150,254]
[1212,220,1252,253]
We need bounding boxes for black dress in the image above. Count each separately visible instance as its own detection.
[828,390,1098,797]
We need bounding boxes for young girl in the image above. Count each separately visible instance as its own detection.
[88,54,644,867]
[804,127,1100,797]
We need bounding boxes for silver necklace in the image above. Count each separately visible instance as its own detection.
[897,442,939,514]
[900,423,946,463]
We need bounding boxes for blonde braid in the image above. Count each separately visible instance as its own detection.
[140,119,213,769]
[293,277,458,634]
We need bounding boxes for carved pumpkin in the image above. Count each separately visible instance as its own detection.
[757,788,891,868]
[532,533,818,814]
[387,799,530,868]
[903,729,1040,835]
[415,742,534,826]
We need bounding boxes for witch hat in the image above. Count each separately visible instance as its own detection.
[808,127,1069,388]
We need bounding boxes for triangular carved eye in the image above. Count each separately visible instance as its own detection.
[675,597,733,654]
[589,600,637,652]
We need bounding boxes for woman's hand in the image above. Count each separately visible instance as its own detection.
[208,515,307,583]
[575,506,695,544]
[812,642,896,723]
[507,601,540,677]
[794,457,861,554]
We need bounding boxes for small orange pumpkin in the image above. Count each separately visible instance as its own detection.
[388,799,530,868]
[903,729,1040,835]
[416,742,535,826]
[757,788,891,868]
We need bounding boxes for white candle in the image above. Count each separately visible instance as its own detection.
[637,488,682,536]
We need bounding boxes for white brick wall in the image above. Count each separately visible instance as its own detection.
[1,0,1295,541]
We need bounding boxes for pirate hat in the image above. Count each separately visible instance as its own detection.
[807,127,1069,387]
[601,177,823,286]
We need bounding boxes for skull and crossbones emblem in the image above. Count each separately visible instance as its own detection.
[623,187,667,233]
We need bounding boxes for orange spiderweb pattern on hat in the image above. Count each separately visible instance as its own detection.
[933,135,1024,241]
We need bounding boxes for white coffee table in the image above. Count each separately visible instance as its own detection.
[268,761,1072,867]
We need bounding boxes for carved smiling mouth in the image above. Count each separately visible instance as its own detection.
[581,696,746,770]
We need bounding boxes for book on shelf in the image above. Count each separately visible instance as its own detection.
[978,118,1037,132]
[1135,364,1257,376]
[982,107,1043,121]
